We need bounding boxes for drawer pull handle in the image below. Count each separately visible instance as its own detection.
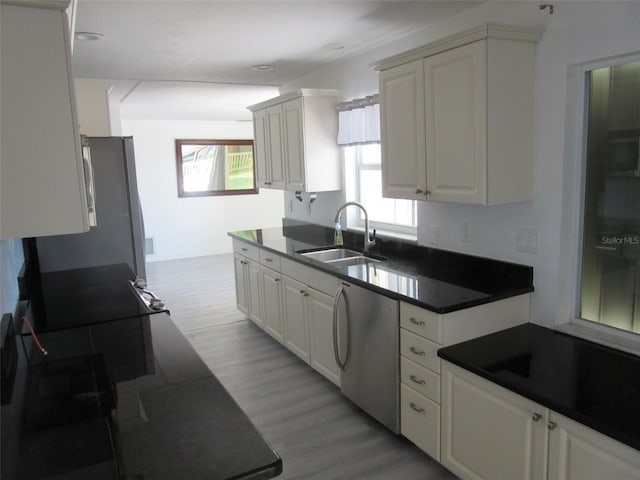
[410,347,426,356]
[409,317,425,326]
[532,413,542,422]
[242,248,248,252]
[410,375,425,385]
[265,258,273,262]
[548,421,558,431]
[410,403,425,414]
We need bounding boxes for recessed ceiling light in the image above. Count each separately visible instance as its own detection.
[75,31,105,41]
[251,64,275,72]
[323,43,345,50]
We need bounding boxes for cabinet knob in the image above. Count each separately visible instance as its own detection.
[409,346,426,356]
[415,188,423,194]
[409,402,425,414]
[532,413,542,422]
[409,317,425,326]
[547,421,558,431]
[299,290,309,297]
[274,278,280,282]
[410,375,426,385]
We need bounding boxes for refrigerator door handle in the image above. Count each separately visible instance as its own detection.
[332,284,347,371]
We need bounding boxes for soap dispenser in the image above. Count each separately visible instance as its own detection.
[334,221,344,246]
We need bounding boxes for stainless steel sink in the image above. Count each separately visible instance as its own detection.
[299,248,362,262]
[298,247,384,266]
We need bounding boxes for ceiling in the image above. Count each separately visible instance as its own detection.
[72,0,480,121]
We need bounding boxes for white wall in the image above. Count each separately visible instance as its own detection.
[281,1,640,329]
[121,119,284,261]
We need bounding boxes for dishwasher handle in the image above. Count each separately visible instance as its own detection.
[332,284,348,371]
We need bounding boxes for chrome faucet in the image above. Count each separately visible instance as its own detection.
[334,201,376,252]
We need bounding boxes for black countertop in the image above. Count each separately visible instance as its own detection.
[438,323,640,451]
[2,265,282,480]
[22,263,159,333]
[229,221,533,314]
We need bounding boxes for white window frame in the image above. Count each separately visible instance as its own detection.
[557,51,640,353]
[343,144,417,238]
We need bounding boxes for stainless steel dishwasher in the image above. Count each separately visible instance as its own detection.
[333,280,399,433]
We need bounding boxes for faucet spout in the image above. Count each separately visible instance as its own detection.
[334,201,376,252]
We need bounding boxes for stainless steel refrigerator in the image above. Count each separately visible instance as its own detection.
[35,137,146,279]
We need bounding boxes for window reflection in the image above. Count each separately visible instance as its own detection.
[580,61,640,333]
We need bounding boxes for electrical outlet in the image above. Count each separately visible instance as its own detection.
[517,228,538,254]
[463,222,472,243]
[428,225,439,246]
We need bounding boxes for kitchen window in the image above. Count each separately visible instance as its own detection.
[344,144,417,235]
[338,95,416,236]
[175,139,257,197]
[578,59,640,335]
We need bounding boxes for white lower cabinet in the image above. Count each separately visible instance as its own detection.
[547,412,640,480]
[233,253,249,316]
[232,242,341,386]
[401,384,440,460]
[441,361,547,480]
[261,266,284,344]
[282,276,311,363]
[307,288,340,385]
[399,295,531,462]
[441,361,640,480]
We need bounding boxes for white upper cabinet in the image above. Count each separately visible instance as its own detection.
[75,79,114,137]
[373,24,543,205]
[248,89,341,192]
[1,1,89,239]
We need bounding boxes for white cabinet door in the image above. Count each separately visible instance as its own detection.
[252,108,270,188]
[283,98,306,191]
[233,254,249,315]
[547,412,640,480]
[379,60,427,200]
[1,3,89,239]
[424,40,487,204]
[266,105,286,189]
[261,267,284,344]
[441,362,547,480]
[308,288,339,386]
[282,276,310,363]
[247,259,263,327]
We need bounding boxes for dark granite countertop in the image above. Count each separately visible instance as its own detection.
[438,323,640,451]
[1,265,282,480]
[229,221,533,314]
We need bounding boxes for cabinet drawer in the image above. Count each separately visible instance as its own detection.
[400,302,442,343]
[232,239,260,262]
[259,249,281,271]
[401,384,440,461]
[281,257,340,295]
[400,329,440,373]
[401,357,440,403]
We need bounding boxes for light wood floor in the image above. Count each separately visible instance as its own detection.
[146,254,459,480]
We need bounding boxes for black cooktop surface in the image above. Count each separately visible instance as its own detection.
[24,263,153,333]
